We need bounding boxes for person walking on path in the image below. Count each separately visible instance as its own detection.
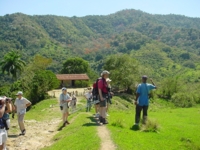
[0,96,8,150]
[14,91,31,136]
[134,75,156,126]
[84,90,93,112]
[60,87,71,127]
[70,95,77,113]
[98,70,110,124]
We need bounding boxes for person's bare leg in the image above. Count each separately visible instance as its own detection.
[0,144,3,150]
[101,107,106,118]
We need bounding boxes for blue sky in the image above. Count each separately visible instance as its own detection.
[0,0,199,18]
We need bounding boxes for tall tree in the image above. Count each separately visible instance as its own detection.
[0,50,26,79]
[61,57,89,74]
[103,54,138,91]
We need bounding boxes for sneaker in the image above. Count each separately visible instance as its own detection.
[65,120,70,124]
[106,113,109,116]
[95,113,99,118]
[134,123,139,126]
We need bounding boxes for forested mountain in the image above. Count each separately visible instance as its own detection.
[0,9,200,78]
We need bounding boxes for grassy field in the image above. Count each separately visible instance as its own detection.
[25,99,59,121]
[39,97,101,150]
[42,112,101,150]
[107,97,200,150]
[10,96,200,150]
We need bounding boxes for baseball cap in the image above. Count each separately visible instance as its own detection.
[142,75,148,79]
[101,70,110,76]
[62,87,67,91]
[16,91,23,95]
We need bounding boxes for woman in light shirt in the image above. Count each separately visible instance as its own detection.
[14,91,31,136]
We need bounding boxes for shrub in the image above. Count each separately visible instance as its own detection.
[75,80,90,88]
[171,93,196,108]
[111,119,125,128]
[141,119,160,133]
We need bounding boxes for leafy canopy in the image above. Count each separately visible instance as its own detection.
[61,57,89,74]
[104,54,138,89]
[0,50,26,79]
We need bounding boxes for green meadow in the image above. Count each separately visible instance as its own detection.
[12,97,200,150]
[107,97,200,150]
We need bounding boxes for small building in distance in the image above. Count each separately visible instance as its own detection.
[56,74,89,88]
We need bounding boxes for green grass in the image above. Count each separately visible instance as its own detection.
[11,95,200,150]
[42,113,101,150]
[107,96,200,150]
[25,99,59,121]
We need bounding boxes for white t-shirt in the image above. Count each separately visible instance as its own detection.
[85,92,92,99]
[14,97,31,114]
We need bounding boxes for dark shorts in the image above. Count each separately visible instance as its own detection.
[100,99,107,107]
[100,95,108,107]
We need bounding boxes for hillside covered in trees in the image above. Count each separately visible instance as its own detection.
[0,9,200,106]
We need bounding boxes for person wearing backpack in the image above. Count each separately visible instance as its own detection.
[134,75,156,126]
[3,97,15,131]
[92,78,101,118]
[98,70,110,124]
[0,96,8,150]
[14,91,32,136]
[59,87,71,127]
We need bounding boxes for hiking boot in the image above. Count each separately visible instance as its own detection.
[63,122,66,127]
[102,118,108,124]
[21,129,26,135]
[65,120,70,124]
[99,116,103,123]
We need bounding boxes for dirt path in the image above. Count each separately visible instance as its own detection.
[6,93,85,150]
[7,117,61,150]
[97,125,116,150]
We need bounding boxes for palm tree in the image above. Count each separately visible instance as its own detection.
[0,50,26,79]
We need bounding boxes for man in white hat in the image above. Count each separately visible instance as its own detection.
[0,96,8,150]
[14,91,31,135]
[98,70,110,124]
[60,87,71,127]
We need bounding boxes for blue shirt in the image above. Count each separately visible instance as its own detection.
[136,83,156,106]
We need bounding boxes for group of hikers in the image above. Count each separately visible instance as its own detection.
[0,70,156,150]
[0,91,32,150]
[59,70,114,125]
[59,70,156,126]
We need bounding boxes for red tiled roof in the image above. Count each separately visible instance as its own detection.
[56,74,89,80]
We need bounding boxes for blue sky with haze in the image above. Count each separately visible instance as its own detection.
[0,0,199,18]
